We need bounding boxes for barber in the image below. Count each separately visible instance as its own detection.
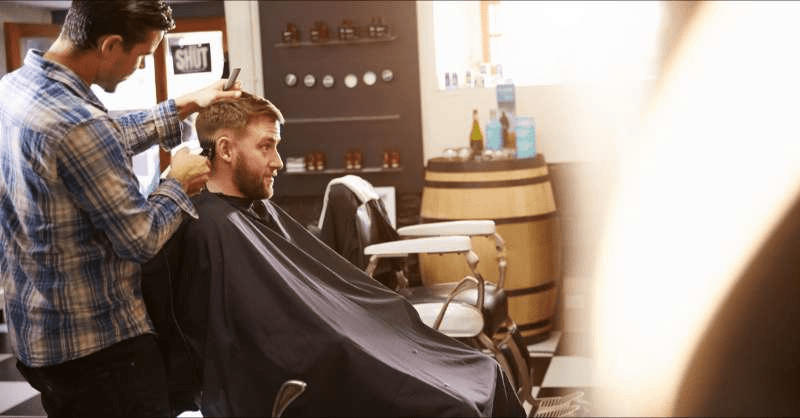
[0,1,240,416]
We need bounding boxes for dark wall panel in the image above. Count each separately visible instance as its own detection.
[259,1,424,197]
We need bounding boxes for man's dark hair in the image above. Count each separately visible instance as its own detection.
[61,0,175,51]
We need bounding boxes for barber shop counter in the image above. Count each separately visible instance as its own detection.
[419,154,562,341]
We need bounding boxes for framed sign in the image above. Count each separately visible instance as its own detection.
[170,41,212,74]
[163,31,224,98]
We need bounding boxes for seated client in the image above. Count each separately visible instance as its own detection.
[141,92,524,417]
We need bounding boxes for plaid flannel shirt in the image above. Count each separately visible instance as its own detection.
[0,50,198,367]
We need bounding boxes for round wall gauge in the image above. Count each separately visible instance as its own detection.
[363,71,377,86]
[381,69,394,82]
[322,74,335,88]
[284,73,298,87]
[344,73,358,88]
[303,74,316,88]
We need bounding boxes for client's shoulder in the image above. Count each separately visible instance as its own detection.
[190,190,238,218]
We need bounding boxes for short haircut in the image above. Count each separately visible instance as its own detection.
[61,0,175,51]
[195,92,285,159]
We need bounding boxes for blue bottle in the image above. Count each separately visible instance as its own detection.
[515,116,536,159]
[485,109,503,151]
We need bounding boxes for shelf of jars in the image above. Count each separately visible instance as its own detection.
[275,35,396,48]
[276,19,396,48]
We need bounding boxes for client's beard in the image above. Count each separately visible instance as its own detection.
[233,160,272,200]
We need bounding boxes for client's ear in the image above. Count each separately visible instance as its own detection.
[216,136,232,162]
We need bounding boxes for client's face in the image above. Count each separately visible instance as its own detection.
[232,115,283,200]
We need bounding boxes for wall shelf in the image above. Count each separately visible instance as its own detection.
[274,35,397,48]
[283,167,403,176]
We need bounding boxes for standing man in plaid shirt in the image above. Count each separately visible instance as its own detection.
[0,1,241,416]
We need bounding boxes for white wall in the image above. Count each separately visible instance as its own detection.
[416,1,655,164]
[0,4,52,76]
[223,0,263,97]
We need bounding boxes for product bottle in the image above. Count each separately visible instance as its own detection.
[469,109,484,157]
[485,109,502,151]
[500,111,514,150]
[515,116,536,159]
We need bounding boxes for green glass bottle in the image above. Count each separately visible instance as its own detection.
[469,109,484,158]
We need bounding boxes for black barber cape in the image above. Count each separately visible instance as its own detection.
[141,190,524,417]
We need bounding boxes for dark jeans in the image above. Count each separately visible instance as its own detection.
[16,334,171,418]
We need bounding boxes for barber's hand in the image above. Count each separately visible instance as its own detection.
[175,79,243,120]
[168,147,211,196]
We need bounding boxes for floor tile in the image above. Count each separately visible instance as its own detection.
[556,331,593,356]
[0,357,24,382]
[0,395,45,417]
[527,330,561,355]
[541,356,595,388]
[0,382,39,415]
[528,356,552,387]
[0,332,11,354]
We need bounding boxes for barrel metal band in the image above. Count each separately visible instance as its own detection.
[424,175,550,189]
[518,317,553,332]
[505,281,556,297]
[421,211,558,225]
[426,154,546,172]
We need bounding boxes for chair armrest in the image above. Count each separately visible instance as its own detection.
[397,220,495,237]
[364,236,472,258]
[398,220,509,289]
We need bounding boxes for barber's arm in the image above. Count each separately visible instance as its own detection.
[59,118,200,262]
[167,147,210,197]
[111,102,183,156]
[174,79,242,120]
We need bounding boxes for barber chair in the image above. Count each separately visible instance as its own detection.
[317,176,535,405]
[371,223,590,417]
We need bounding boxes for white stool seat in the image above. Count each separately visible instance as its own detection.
[412,302,484,338]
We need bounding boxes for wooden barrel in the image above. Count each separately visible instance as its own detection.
[419,154,562,342]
